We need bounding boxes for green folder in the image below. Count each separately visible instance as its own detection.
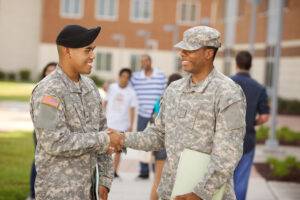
[171,149,226,200]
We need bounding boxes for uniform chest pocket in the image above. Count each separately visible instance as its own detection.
[63,96,83,131]
[193,102,215,132]
[176,106,198,130]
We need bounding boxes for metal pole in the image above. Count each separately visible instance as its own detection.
[223,0,239,76]
[248,0,260,55]
[265,0,283,148]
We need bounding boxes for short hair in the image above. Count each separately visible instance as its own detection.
[167,73,182,86]
[203,46,218,60]
[236,51,252,70]
[119,68,132,78]
[141,54,152,62]
[40,62,57,80]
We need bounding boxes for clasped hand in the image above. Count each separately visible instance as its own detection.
[107,129,124,153]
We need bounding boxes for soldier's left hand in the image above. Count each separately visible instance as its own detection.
[99,186,109,200]
[174,192,202,200]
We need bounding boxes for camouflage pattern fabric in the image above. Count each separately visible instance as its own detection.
[30,67,113,200]
[124,68,246,200]
[174,26,221,50]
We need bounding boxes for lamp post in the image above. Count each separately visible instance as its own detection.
[248,0,261,55]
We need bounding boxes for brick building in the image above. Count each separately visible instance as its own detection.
[0,0,299,99]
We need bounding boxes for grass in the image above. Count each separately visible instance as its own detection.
[0,131,34,200]
[0,81,35,102]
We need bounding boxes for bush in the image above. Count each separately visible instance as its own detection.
[267,156,300,178]
[7,72,16,81]
[276,126,300,143]
[256,126,300,144]
[256,125,269,142]
[90,75,104,87]
[19,69,31,81]
[278,98,300,115]
[0,70,5,80]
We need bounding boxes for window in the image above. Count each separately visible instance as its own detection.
[177,0,200,25]
[130,54,141,72]
[130,0,152,22]
[95,0,118,20]
[96,52,112,71]
[60,0,83,18]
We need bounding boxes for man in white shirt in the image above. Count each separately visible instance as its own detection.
[104,68,137,177]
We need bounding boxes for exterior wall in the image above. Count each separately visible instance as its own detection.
[38,43,174,79]
[0,0,42,77]
[1,0,299,99]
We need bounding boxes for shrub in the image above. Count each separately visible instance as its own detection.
[276,126,300,143]
[267,156,300,178]
[278,98,300,115]
[0,70,5,80]
[19,69,31,81]
[89,75,104,87]
[256,125,269,142]
[7,72,16,81]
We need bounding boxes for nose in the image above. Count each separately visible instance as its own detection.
[90,51,95,59]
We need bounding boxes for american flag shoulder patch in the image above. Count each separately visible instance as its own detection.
[41,95,59,108]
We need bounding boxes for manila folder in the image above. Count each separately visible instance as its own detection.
[171,149,226,200]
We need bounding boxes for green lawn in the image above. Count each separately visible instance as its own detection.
[0,81,35,102]
[0,131,34,200]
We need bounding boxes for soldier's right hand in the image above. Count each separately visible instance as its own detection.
[107,130,124,152]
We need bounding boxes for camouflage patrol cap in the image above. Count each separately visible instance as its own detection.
[174,26,221,50]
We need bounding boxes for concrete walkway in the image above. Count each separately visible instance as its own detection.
[0,101,299,199]
[108,148,300,200]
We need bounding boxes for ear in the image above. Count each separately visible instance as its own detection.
[205,49,214,60]
[65,47,72,58]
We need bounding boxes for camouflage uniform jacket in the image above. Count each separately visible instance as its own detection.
[124,68,246,200]
[30,67,113,200]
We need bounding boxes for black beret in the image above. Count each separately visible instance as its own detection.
[56,25,101,48]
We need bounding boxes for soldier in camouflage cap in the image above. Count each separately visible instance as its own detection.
[30,24,122,200]
[112,25,246,200]
[174,26,221,50]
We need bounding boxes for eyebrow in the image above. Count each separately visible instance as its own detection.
[85,46,96,50]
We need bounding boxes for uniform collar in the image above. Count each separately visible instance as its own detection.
[178,68,217,93]
[56,66,92,94]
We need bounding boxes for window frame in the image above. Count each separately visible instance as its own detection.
[95,0,119,21]
[95,52,113,72]
[129,0,153,23]
[176,0,200,26]
[60,0,84,19]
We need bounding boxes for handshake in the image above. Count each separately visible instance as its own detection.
[106,129,125,154]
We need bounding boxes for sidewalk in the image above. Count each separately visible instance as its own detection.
[0,101,299,199]
[109,147,300,200]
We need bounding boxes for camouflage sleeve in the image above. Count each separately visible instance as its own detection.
[97,98,113,189]
[97,154,113,189]
[32,90,110,157]
[193,91,246,200]
[123,94,166,151]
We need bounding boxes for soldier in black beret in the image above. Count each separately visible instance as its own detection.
[30,24,122,200]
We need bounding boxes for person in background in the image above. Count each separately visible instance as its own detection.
[99,79,113,101]
[104,68,137,178]
[130,54,167,180]
[150,73,182,200]
[232,51,270,200]
[26,62,57,200]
